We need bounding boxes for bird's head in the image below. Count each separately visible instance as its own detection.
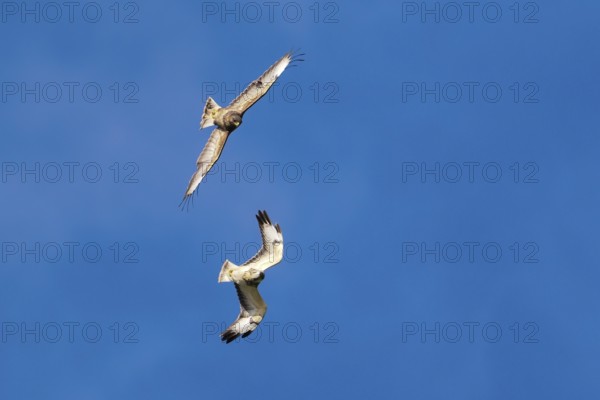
[224,112,242,131]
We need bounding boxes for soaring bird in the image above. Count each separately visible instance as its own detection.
[180,52,303,209]
[218,210,284,343]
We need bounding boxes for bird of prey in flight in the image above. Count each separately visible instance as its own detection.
[218,210,284,343]
[180,52,304,209]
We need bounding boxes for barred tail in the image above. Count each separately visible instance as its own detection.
[218,260,236,283]
[200,97,220,129]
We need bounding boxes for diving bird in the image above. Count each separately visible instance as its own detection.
[218,210,284,343]
[180,51,304,209]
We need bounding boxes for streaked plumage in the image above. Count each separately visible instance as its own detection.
[180,52,303,209]
[218,210,284,343]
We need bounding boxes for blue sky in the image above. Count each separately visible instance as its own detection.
[1,1,599,399]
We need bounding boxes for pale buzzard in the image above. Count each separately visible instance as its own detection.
[218,210,284,343]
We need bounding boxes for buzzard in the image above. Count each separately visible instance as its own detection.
[180,52,303,209]
[218,210,284,343]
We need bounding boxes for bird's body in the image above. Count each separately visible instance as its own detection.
[218,210,284,343]
[200,98,243,131]
[180,52,303,209]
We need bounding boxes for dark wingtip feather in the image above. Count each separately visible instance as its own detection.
[287,49,305,66]
[221,329,240,344]
[178,194,191,212]
[257,210,270,225]
[262,210,272,225]
[180,188,201,211]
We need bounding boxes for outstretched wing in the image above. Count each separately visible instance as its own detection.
[221,283,267,343]
[241,210,284,272]
[180,128,230,209]
[227,51,303,115]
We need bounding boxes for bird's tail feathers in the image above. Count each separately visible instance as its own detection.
[218,260,237,283]
[200,97,220,129]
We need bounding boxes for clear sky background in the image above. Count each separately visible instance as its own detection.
[1,1,599,399]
